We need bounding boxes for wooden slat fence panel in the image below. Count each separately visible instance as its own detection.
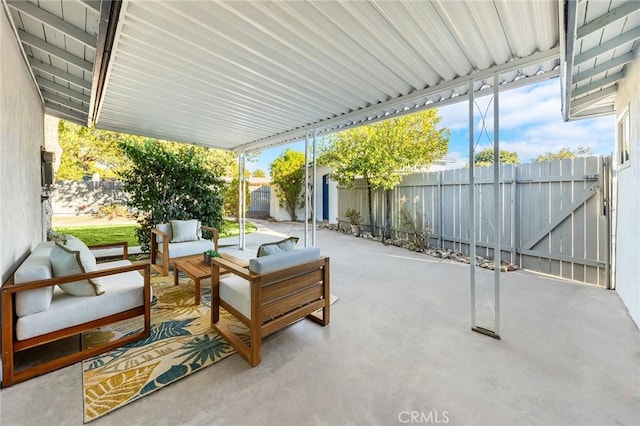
[337,156,611,287]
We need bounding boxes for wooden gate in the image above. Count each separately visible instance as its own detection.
[337,156,612,287]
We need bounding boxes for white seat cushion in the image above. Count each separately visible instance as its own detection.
[15,260,146,341]
[14,242,55,317]
[219,275,251,319]
[167,239,214,258]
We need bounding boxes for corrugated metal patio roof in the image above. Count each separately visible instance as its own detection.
[4,1,638,149]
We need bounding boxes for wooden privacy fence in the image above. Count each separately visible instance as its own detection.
[338,156,611,287]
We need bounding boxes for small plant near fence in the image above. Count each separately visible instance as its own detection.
[399,198,430,251]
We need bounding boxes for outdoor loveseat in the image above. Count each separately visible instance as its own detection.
[1,236,151,387]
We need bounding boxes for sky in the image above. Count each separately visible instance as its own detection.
[247,78,615,175]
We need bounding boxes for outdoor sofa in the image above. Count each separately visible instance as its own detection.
[1,236,151,387]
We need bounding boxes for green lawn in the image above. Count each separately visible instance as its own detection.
[53,220,256,247]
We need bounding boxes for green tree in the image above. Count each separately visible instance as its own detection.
[474,148,519,166]
[57,120,239,180]
[322,110,449,239]
[536,146,592,162]
[252,168,267,178]
[270,149,305,221]
[119,139,224,251]
[57,120,133,180]
[223,177,251,220]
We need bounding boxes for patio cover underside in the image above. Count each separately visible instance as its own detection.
[4,1,638,150]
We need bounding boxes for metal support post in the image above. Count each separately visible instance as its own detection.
[492,74,501,338]
[238,152,246,251]
[304,132,309,247]
[312,130,317,246]
[468,81,477,331]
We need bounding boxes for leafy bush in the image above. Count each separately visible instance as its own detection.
[345,208,362,225]
[119,139,224,251]
[223,177,250,220]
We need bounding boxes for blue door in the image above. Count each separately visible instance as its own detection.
[322,174,329,221]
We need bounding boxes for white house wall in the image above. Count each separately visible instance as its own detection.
[0,5,45,283]
[614,49,640,328]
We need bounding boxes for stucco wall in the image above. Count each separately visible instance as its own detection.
[269,165,338,224]
[614,49,640,328]
[0,6,45,283]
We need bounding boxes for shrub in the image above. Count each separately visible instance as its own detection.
[119,140,224,251]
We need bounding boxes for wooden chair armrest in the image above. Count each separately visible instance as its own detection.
[201,226,219,251]
[151,228,168,240]
[212,257,254,281]
[1,263,149,294]
[89,241,129,260]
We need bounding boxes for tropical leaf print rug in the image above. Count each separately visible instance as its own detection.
[81,277,248,423]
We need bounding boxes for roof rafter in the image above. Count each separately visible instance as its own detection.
[19,30,93,72]
[44,101,88,124]
[574,27,640,65]
[576,1,640,40]
[7,0,97,48]
[36,76,90,104]
[571,85,618,113]
[572,51,634,84]
[572,71,624,98]
[29,58,92,90]
[42,92,88,114]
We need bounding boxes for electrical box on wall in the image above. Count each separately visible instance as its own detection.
[41,149,55,186]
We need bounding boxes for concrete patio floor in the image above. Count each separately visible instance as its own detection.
[1,219,639,426]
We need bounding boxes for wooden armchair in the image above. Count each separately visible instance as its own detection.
[211,247,330,367]
[150,221,219,276]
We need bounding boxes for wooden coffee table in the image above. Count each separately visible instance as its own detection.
[173,253,247,305]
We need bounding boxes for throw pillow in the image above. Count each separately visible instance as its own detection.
[256,236,299,257]
[170,219,200,243]
[50,243,104,296]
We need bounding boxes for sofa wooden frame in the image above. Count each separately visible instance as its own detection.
[1,242,151,387]
[150,225,219,276]
[210,255,330,367]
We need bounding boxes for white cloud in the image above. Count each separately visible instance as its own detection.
[438,78,615,163]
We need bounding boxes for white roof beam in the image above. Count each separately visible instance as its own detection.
[42,92,88,114]
[36,77,90,103]
[576,1,640,40]
[572,105,615,118]
[7,0,97,48]
[28,58,92,90]
[572,71,624,98]
[571,85,618,113]
[572,51,634,84]
[45,101,88,123]
[574,27,640,65]
[18,30,93,72]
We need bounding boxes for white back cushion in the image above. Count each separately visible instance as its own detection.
[14,242,55,317]
[170,219,200,242]
[50,237,103,296]
[249,247,321,274]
